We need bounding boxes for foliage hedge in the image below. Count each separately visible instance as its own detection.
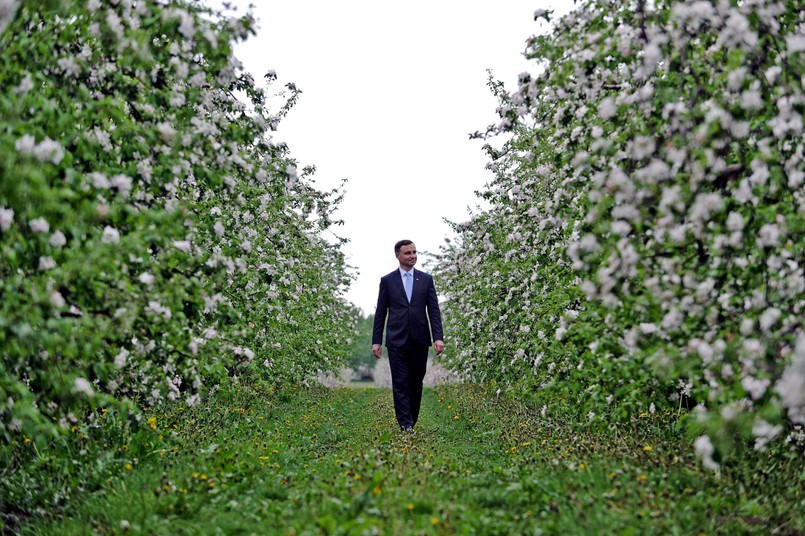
[435,0,805,463]
[0,0,355,445]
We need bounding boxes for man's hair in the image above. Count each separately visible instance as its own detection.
[394,239,413,254]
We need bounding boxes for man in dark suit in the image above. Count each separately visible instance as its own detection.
[372,240,444,432]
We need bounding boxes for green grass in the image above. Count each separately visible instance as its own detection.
[3,384,803,535]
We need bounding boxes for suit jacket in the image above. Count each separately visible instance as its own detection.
[372,268,443,348]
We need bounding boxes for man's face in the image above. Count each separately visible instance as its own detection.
[396,243,417,270]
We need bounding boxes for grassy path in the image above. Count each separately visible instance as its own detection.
[18,384,804,535]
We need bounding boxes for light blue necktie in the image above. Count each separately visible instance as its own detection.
[404,271,412,303]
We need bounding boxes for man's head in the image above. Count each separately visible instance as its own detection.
[395,240,417,270]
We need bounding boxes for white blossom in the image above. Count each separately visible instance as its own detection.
[598,97,616,119]
[32,138,65,164]
[776,335,805,424]
[29,217,49,234]
[38,256,56,271]
[758,307,781,333]
[14,73,33,94]
[49,231,66,247]
[694,435,719,470]
[113,348,129,369]
[0,207,13,231]
[172,240,192,253]
[110,174,133,198]
[102,226,120,244]
[74,377,95,397]
[757,224,781,247]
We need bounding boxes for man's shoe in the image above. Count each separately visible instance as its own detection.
[401,426,415,434]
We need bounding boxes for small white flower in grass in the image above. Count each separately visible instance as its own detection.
[74,377,95,397]
[14,73,33,94]
[726,211,744,231]
[173,240,191,253]
[57,56,80,77]
[758,224,781,247]
[786,34,805,53]
[776,335,805,424]
[580,280,597,299]
[147,301,171,320]
[612,220,632,237]
[49,231,66,247]
[662,308,683,330]
[110,174,132,197]
[114,348,129,369]
[102,226,120,244]
[29,217,49,234]
[639,323,658,335]
[752,419,782,451]
[105,10,124,39]
[33,138,65,164]
[157,122,176,141]
[742,376,770,400]
[598,97,616,119]
[87,0,100,11]
[15,134,35,153]
[689,193,723,222]
[38,256,56,271]
[90,172,110,189]
[214,221,225,237]
[9,418,22,432]
[740,90,763,110]
[138,272,155,286]
[759,307,781,333]
[694,435,718,470]
[0,207,14,231]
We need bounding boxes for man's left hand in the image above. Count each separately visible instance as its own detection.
[434,340,445,355]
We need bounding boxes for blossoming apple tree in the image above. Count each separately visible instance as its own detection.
[436,0,804,460]
[0,0,355,442]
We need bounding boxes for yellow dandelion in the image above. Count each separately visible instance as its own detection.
[125,463,133,471]
[372,486,382,495]
[643,445,653,452]
[407,503,414,511]
[431,517,440,525]
[636,474,648,482]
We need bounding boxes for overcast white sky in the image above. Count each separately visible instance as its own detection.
[218,1,576,314]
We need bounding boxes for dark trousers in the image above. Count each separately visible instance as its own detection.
[387,341,429,429]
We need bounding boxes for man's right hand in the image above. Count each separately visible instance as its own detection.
[372,344,382,359]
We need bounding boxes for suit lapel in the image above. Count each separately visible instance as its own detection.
[391,270,407,301]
